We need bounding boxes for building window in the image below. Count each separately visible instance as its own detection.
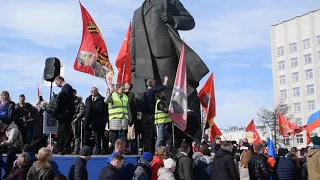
[305,69,314,79]
[283,138,290,145]
[280,89,287,100]
[294,102,301,113]
[296,134,303,144]
[292,72,299,82]
[304,54,312,64]
[290,43,297,53]
[278,61,285,71]
[296,118,302,126]
[293,87,300,97]
[291,57,298,67]
[303,39,311,49]
[279,75,286,85]
[308,100,316,111]
[277,46,284,56]
[307,84,315,95]
[317,35,320,45]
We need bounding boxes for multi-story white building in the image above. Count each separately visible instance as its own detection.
[271,9,320,149]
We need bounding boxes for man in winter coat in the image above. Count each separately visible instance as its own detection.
[99,154,125,180]
[211,141,239,180]
[132,152,153,180]
[276,148,293,180]
[84,87,108,155]
[211,136,221,154]
[175,141,192,180]
[158,158,176,180]
[248,143,273,180]
[306,136,320,180]
[54,76,75,155]
[68,146,93,180]
[72,89,85,155]
[14,94,28,144]
[0,121,23,178]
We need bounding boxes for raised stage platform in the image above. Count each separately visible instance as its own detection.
[2,155,140,179]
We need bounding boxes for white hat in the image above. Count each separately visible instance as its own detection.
[164,158,176,169]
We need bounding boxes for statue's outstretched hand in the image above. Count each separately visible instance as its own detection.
[161,12,174,24]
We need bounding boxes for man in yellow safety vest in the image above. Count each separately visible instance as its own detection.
[105,83,131,149]
[155,92,172,149]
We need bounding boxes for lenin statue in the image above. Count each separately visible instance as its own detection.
[131,0,209,145]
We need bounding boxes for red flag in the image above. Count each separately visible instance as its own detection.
[245,120,262,145]
[278,113,293,137]
[74,2,114,85]
[278,113,305,137]
[116,23,131,84]
[210,123,222,142]
[169,42,187,131]
[37,83,41,97]
[198,73,215,126]
[294,125,307,135]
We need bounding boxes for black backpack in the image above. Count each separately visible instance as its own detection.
[47,93,61,116]
[135,91,149,112]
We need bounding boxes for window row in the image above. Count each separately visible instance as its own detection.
[278,69,314,84]
[278,53,317,71]
[280,85,315,99]
[277,36,320,56]
[279,100,316,113]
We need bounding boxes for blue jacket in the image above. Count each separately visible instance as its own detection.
[277,157,293,180]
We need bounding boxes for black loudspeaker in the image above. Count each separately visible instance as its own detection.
[44,57,61,82]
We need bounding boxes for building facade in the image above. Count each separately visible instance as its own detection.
[271,9,320,149]
[219,126,267,144]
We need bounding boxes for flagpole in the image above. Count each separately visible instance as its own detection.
[172,122,175,151]
[122,61,126,83]
[202,96,211,140]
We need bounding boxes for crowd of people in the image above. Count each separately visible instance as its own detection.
[1,75,320,180]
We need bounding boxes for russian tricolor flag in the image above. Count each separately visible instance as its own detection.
[306,110,320,144]
[266,126,276,169]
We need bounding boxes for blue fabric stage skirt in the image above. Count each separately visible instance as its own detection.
[2,155,140,180]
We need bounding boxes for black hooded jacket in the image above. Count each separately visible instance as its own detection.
[211,148,240,180]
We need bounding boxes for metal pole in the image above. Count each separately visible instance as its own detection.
[81,120,83,148]
[172,122,175,150]
[49,82,53,149]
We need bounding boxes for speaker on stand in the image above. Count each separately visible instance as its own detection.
[43,57,61,150]
[43,57,61,100]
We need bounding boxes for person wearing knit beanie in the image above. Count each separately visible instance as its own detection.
[142,152,153,164]
[133,152,153,180]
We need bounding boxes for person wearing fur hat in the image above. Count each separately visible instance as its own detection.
[132,152,153,180]
[306,136,320,180]
[68,146,93,180]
